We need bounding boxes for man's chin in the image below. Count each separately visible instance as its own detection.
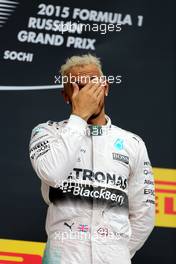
[89,104,104,120]
[89,113,100,119]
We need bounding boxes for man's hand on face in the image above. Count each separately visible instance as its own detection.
[71,79,105,122]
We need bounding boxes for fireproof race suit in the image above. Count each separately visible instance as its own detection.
[29,114,155,264]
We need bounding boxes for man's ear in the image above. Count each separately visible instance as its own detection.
[104,80,109,96]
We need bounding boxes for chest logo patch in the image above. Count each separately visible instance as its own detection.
[114,138,124,150]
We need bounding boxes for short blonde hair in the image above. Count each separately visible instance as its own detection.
[60,54,103,76]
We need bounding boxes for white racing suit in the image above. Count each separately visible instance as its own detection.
[29,114,155,264]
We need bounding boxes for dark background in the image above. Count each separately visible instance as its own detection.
[0,0,175,263]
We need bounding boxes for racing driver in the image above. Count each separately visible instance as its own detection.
[29,54,155,264]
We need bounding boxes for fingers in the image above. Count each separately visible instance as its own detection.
[73,78,104,100]
[81,79,96,91]
[85,80,104,102]
[94,84,104,97]
[81,77,102,91]
[88,81,103,97]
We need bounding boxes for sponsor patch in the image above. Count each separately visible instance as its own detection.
[112,153,129,164]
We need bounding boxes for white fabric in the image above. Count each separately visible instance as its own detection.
[29,114,155,264]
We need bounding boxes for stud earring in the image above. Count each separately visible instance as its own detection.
[66,101,69,104]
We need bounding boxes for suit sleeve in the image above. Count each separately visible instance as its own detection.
[29,114,87,188]
[128,139,155,258]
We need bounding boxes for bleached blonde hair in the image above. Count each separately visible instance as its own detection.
[60,54,103,76]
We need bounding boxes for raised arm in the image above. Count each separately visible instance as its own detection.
[29,114,87,187]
